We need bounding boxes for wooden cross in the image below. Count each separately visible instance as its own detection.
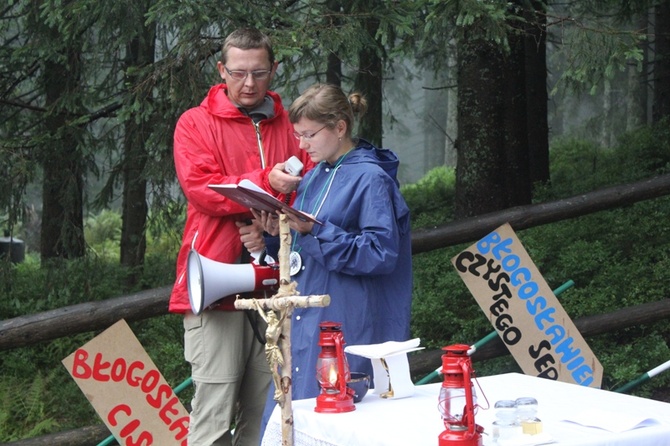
[234,214,330,446]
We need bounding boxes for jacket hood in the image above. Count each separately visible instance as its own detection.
[202,84,285,119]
[341,138,401,186]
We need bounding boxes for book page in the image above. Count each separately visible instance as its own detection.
[238,179,268,194]
[208,181,321,224]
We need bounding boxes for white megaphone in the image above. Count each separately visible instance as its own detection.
[187,249,280,315]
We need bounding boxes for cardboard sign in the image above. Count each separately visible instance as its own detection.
[62,319,189,445]
[451,223,603,388]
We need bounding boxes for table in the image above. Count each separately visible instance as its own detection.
[261,372,670,446]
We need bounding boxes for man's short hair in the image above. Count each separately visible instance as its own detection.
[222,28,275,66]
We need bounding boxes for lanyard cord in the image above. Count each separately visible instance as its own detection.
[291,152,349,252]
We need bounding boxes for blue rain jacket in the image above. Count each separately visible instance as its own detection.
[282,138,413,400]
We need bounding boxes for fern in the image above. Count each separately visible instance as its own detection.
[0,371,60,441]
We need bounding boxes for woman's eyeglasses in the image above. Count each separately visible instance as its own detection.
[293,125,327,141]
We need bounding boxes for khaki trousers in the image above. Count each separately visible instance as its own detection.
[184,310,270,446]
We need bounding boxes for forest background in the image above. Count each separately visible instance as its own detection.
[1,0,670,442]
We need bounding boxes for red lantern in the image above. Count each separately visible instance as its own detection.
[314,321,355,413]
[438,344,484,446]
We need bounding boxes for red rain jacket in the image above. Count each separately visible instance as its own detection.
[169,84,311,313]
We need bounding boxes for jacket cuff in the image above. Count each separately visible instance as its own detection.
[261,166,285,199]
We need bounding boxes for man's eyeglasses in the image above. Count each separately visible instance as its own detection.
[293,125,327,141]
[224,66,272,81]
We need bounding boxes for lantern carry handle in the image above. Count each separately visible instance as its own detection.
[334,334,351,398]
[461,357,477,436]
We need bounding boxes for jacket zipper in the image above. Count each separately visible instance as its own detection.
[253,121,267,169]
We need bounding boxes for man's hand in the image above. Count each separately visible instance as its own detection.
[236,219,265,253]
[269,162,302,194]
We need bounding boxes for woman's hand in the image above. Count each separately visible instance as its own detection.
[250,209,280,236]
[251,208,314,236]
[285,212,315,235]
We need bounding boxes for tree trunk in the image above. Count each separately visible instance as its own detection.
[525,1,550,186]
[325,0,343,86]
[455,6,544,218]
[624,12,649,130]
[455,30,507,218]
[600,79,614,147]
[38,14,86,261]
[503,15,531,207]
[652,1,670,122]
[2,424,111,446]
[445,39,458,168]
[626,56,646,130]
[326,52,342,86]
[120,125,148,285]
[353,10,383,146]
[119,4,156,287]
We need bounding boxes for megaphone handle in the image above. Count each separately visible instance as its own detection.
[247,249,267,265]
[257,249,268,266]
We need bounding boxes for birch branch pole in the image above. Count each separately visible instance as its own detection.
[235,214,330,446]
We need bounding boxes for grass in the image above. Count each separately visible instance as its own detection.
[1,120,670,440]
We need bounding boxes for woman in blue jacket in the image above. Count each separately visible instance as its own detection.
[257,83,412,428]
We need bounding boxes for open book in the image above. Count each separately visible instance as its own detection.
[209,179,321,224]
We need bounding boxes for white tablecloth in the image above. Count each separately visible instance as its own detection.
[261,372,670,446]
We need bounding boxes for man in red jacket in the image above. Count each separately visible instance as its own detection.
[170,28,312,446]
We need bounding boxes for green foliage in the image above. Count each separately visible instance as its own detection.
[401,166,456,227]
[596,333,670,395]
[2,121,670,441]
[132,315,192,403]
[145,201,186,259]
[423,0,512,41]
[1,0,667,437]
[415,0,648,96]
[551,25,644,96]
[607,118,670,179]
[410,122,670,398]
[0,370,63,441]
[0,246,179,440]
[546,1,648,96]
[84,209,122,259]
[545,118,670,198]
[1,257,120,320]
[402,166,490,349]
[411,246,493,350]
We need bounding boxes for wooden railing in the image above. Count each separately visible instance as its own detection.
[2,173,670,445]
